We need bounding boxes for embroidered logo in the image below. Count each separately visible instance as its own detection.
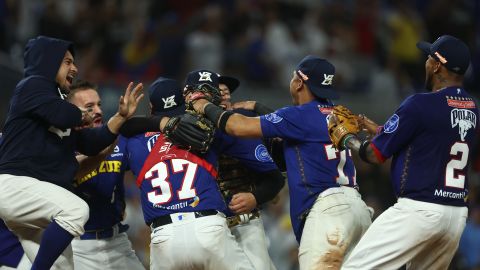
[162,95,177,109]
[264,113,283,123]
[451,109,476,141]
[383,114,399,133]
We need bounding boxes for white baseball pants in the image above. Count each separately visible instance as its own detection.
[0,174,89,270]
[342,197,468,270]
[150,212,255,270]
[72,232,144,270]
[298,186,372,270]
[230,216,276,270]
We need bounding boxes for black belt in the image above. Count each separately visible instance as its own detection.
[80,223,129,240]
[151,210,218,229]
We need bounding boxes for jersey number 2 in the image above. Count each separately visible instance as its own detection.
[145,159,198,204]
[445,142,469,189]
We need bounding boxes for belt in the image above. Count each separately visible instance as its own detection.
[227,209,260,227]
[150,210,218,229]
[80,223,129,240]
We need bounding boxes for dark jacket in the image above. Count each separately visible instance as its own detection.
[0,36,116,190]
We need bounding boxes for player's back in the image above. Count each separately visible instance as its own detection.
[373,87,478,206]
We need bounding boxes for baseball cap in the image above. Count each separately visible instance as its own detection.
[416,35,470,75]
[218,75,240,93]
[184,69,220,88]
[295,55,339,100]
[149,77,186,117]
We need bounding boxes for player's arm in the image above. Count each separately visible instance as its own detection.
[105,82,144,134]
[193,99,263,138]
[75,143,116,180]
[343,136,383,164]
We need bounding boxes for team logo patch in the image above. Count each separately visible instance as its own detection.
[383,114,399,133]
[264,113,283,123]
[451,108,476,141]
[255,144,274,162]
[162,95,177,109]
[198,71,212,82]
[446,96,476,109]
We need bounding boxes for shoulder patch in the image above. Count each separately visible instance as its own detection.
[383,114,399,133]
[264,113,283,123]
[255,144,274,162]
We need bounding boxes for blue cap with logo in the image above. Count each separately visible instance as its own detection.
[149,77,185,117]
[185,69,220,88]
[295,55,339,100]
[417,35,470,75]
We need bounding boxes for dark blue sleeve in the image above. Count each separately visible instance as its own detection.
[76,125,117,156]
[20,77,82,129]
[260,106,308,140]
[372,95,421,159]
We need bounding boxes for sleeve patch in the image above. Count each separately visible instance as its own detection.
[264,113,283,123]
[383,114,399,133]
[255,144,274,162]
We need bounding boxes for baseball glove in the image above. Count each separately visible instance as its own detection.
[184,83,222,110]
[163,112,216,153]
[328,105,360,150]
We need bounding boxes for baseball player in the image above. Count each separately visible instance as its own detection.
[123,72,282,269]
[218,74,283,270]
[188,57,373,269]
[0,36,143,269]
[66,81,144,270]
[333,35,477,269]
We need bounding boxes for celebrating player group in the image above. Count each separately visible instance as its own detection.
[0,33,476,270]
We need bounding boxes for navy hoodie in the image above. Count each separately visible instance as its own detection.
[0,36,117,190]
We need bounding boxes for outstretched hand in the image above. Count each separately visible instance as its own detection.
[118,82,144,119]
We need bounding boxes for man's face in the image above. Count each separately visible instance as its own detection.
[69,89,103,127]
[425,55,438,91]
[219,83,231,109]
[55,50,77,93]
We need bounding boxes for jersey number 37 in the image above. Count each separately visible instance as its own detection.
[144,159,198,204]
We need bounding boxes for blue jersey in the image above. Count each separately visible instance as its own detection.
[0,36,116,190]
[260,100,356,241]
[372,87,479,206]
[126,131,277,224]
[74,136,129,230]
[0,219,23,268]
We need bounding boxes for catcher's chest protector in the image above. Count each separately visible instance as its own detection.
[218,155,256,199]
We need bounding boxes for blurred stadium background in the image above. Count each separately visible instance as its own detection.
[1,0,480,269]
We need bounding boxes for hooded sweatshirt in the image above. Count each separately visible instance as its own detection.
[0,36,116,190]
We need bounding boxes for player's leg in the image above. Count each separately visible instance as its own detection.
[407,205,468,270]
[298,192,356,270]
[149,222,176,269]
[230,217,276,270]
[0,174,89,270]
[342,198,445,269]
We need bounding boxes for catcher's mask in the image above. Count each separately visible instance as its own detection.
[183,83,222,106]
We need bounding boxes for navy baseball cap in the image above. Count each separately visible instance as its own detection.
[184,69,220,88]
[149,77,186,117]
[219,75,240,93]
[417,35,470,75]
[295,55,339,100]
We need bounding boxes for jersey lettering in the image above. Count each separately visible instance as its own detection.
[48,126,71,138]
[146,159,198,205]
[445,142,468,189]
[324,144,356,185]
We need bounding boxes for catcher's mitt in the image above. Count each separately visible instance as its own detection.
[163,112,216,153]
[184,83,222,110]
[328,105,360,150]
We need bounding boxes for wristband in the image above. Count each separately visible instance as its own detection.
[218,111,234,132]
[341,134,356,150]
[204,103,225,125]
[253,102,274,115]
[359,140,374,164]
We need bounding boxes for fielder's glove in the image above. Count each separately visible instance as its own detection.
[163,112,216,153]
[184,83,222,110]
[328,105,360,150]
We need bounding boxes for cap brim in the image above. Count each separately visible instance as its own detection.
[416,41,432,55]
[309,86,340,100]
[152,104,186,117]
[219,76,240,93]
